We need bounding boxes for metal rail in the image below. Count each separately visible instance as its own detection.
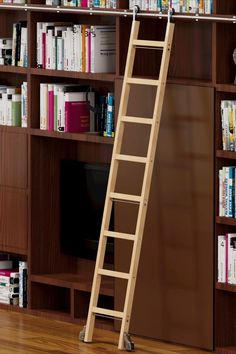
[0,3,236,23]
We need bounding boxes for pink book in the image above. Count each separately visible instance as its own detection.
[0,269,19,277]
[65,100,90,133]
[48,85,54,131]
[42,32,46,69]
[81,0,88,7]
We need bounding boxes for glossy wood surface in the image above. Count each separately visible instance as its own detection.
[0,309,211,354]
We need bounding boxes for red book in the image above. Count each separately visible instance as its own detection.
[0,269,19,277]
[64,92,90,133]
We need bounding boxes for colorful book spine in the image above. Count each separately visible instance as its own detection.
[104,92,114,137]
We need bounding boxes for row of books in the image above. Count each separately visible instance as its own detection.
[0,83,27,128]
[0,258,28,307]
[221,100,236,152]
[0,22,28,67]
[1,0,25,4]
[37,22,115,73]
[219,166,236,218]
[46,0,117,8]
[218,234,236,285]
[129,0,212,13]
[40,83,115,136]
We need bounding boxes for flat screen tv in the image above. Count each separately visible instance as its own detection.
[60,160,114,261]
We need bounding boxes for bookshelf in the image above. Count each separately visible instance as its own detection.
[0,0,234,352]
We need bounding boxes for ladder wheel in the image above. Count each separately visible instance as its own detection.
[79,326,86,342]
[134,5,140,14]
[124,332,135,352]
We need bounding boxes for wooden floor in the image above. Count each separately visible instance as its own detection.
[0,309,212,353]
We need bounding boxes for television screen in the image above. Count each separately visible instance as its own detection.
[60,160,114,261]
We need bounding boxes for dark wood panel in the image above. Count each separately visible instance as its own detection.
[0,187,28,251]
[0,131,28,189]
[115,82,214,350]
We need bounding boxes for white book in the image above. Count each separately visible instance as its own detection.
[37,22,43,68]
[6,93,13,126]
[90,26,116,73]
[53,84,65,131]
[73,25,82,72]
[64,91,87,102]
[0,38,12,49]
[19,26,27,67]
[21,82,27,128]
[57,88,65,132]
[46,28,54,70]
[219,168,224,217]
[218,235,226,283]
[57,37,64,71]
[40,83,48,130]
[0,260,13,269]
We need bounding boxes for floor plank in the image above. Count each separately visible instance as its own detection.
[0,309,212,353]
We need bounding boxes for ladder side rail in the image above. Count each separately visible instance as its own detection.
[118,22,175,350]
[84,20,140,344]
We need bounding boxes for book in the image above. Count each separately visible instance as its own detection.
[90,25,116,73]
[103,92,114,137]
[12,93,21,126]
[19,261,27,308]
[0,260,13,270]
[64,91,90,133]
[218,235,226,283]
[21,81,27,128]
[227,233,236,284]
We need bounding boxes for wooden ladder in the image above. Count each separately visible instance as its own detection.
[81,15,175,351]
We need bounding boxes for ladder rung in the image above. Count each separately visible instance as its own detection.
[98,269,130,280]
[116,154,147,163]
[104,230,135,241]
[126,77,159,86]
[110,192,141,203]
[92,307,124,319]
[122,116,153,125]
[133,39,165,48]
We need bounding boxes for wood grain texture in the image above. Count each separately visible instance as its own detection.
[0,309,211,354]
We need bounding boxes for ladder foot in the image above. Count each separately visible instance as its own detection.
[79,326,86,342]
[124,332,135,352]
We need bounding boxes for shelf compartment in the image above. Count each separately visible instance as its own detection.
[216,283,236,292]
[30,273,114,296]
[30,128,114,145]
[30,281,71,315]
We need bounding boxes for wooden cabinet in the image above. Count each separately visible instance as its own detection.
[0,0,234,352]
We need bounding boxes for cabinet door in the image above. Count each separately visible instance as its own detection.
[0,131,28,253]
[115,82,214,350]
